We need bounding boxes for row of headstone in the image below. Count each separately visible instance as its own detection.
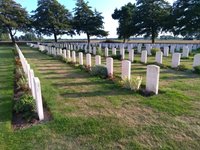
[38,42,200,69]
[36,43,160,95]
[19,43,44,121]
[39,42,200,53]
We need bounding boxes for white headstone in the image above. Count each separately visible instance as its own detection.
[193,54,200,67]
[86,53,92,68]
[33,77,44,121]
[93,47,96,55]
[141,50,147,64]
[155,51,163,64]
[95,55,101,65]
[29,69,36,99]
[72,51,76,63]
[120,48,125,60]
[164,46,169,57]
[67,50,71,61]
[79,52,83,65]
[63,50,67,59]
[121,60,131,80]
[146,65,160,95]
[182,46,189,58]
[129,49,134,62]
[172,53,181,68]
[112,47,116,55]
[106,57,113,77]
[137,44,142,53]
[105,47,109,57]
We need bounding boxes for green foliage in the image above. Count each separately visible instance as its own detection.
[73,0,108,43]
[17,76,29,91]
[13,94,36,121]
[136,0,172,43]
[112,54,122,60]
[31,0,74,42]
[41,50,48,54]
[0,32,10,41]
[193,66,200,74]
[151,48,160,56]
[121,76,142,91]
[90,65,108,79]
[176,64,187,71]
[112,3,138,42]
[78,49,85,53]
[96,48,103,56]
[0,0,30,43]
[172,0,200,38]
[15,67,24,80]
[18,32,40,41]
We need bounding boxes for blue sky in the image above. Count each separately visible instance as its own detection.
[15,0,175,39]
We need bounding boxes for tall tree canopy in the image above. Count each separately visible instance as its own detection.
[0,0,29,43]
[73,0,108,43]
[136,0,171,43]
[172,0,200,39]
[112,3,138,43]
[31,0,73,42]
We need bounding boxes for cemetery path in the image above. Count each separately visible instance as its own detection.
[15,46,200,149]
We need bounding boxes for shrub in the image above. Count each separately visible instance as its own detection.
[17,76,29,91]
[55,55,64,61]
[14,94,36,121]
[78,49,85,53]
[121,76,142,91]
[112,54,122,60]
[41,50,48,54]
[96,48,103,56]
[90,65,108,78]
[151,48,160,56]
[176,64,187,71]
[15,67,24,80]
[15,57,21,66]
[194,66,200,74]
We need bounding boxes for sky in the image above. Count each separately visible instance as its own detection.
[15,0,175,39]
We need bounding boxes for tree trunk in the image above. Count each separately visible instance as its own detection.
[123,37,126,43]
[87,33,90,44]
[151,28,155,44]
[54,33,58,42]
[8,27,15,44]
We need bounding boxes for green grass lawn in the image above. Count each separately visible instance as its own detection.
[0,45,200,149]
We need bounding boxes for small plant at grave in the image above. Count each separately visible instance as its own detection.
[96,48,103,56]
[41,50,48,54]
[193,65,200,74]
[56,55,65,62]
[15,67,24,80]
[17,76,29,91]
[112,54,122,60]
[90,65,108,79]
[121,76,142,91]
[15,56,21,66]
[78,49,85,53]
[151,48,160,56]
[13,94,37,122]
[176,64,187,71]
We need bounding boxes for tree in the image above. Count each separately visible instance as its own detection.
[73,0,108,44]
[112,3,138,43]
[18,32,42,41]
[0,0,30,43]
[136,0,171,43]
[31,0,73,42]
[172,0,200,38]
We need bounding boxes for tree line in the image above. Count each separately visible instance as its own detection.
[0,0,108,44]
[112,0,200,43]
[0,0,199,44]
